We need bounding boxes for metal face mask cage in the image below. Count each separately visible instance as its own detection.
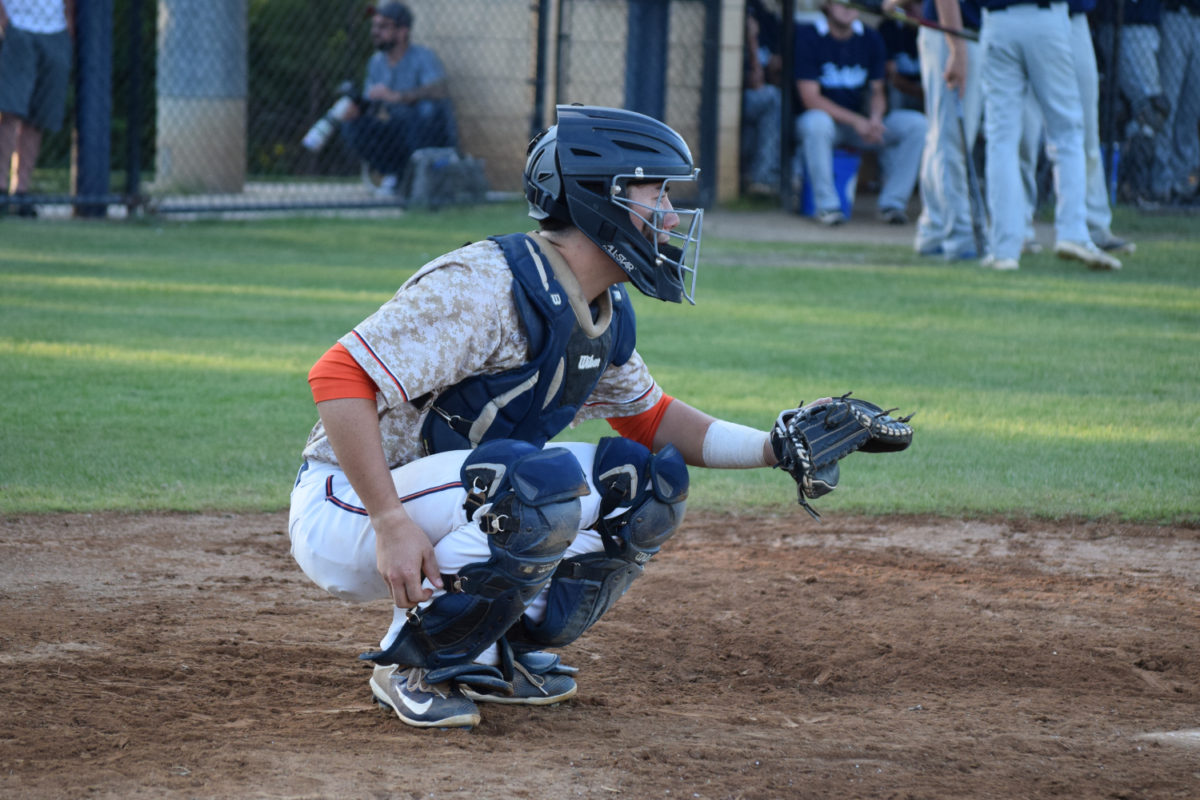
[609,168,704,305]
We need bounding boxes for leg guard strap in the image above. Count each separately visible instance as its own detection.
[360,441,588,670]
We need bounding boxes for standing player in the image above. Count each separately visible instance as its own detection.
[977,0,1120,271]
[908,0,983,261]
[289,105,910,729]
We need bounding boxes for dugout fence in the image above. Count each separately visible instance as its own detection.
[12,0,721,218]
[8,0,1194,218]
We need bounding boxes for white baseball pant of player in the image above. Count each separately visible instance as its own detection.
[288,442,609,663]
[981,2,1089,262]
[913,27,983,259]
[1022,12,1114,242]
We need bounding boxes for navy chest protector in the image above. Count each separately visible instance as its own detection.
[420,233,637,454]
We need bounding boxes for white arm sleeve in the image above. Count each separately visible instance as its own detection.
[700,420,773,469]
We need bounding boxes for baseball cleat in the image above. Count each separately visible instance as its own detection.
[981,255,1020,271]
[1092,230,1136,254]
[815,208,846,226]
[462,649,578,706]
[1054,239,1122,271]
[370,664,480,728]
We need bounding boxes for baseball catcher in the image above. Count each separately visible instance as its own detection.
[288,104,914,731]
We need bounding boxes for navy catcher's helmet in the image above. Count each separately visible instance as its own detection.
[524,105,704,304]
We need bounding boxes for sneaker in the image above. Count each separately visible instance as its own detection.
[11,193,36,218]
[943,247,978,261]
[745,181,776,198]
[1021,239,1043,255]
[370,665,480,728]
[1054,239,1122,271]
[981,255,1020,271]
[462,650,578,706]
[374,174,399,199]
[916,242,943,257]
[878,207,908,225]
[1091,230,1136,254]
[815,208,845,226]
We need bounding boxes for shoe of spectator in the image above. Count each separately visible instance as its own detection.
[374,174,399,199]
[1021,239,1043,255]
[745,181,777,198]
[1091,230,1136,254]
[943,247,978,261]
[1054,240,1122,271]
[10,193,37,218]
[878,207,908,225]
[981,255,1020,271]
[916,242,943,257]
[815,208,845,226]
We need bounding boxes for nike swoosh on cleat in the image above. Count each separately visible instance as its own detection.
[399,692,433,716]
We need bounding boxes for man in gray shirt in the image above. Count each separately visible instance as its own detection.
[339,1,456,192]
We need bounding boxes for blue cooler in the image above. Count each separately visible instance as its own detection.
[799,149,861,217]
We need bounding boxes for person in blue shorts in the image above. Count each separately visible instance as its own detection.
[0,0,74,218]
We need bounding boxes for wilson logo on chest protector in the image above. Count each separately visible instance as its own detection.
[577,354,602,370]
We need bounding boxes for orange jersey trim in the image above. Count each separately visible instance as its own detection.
[308,342,380,403]
[606,394,674,449]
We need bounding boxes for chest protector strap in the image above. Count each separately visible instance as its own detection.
[421,233,636,454]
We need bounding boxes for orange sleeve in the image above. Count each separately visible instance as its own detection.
[308,342,380,403]
[606,394,675,450]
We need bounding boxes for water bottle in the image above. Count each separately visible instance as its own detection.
[302,95,356,152]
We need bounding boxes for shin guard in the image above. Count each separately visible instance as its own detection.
[510,437,688,649]
[361,441,589,670]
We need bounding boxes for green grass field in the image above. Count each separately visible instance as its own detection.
[1,203,1197,522]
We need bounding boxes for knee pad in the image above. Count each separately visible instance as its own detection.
[362,441,589,670]
[510,437,689,650]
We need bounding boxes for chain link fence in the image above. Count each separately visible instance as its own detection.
[3,0,718,218]
[1094,0,1200,208]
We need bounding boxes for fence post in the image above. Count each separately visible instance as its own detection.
[155,0,248,194]
[625,0,668,119]
[75,0,114,218]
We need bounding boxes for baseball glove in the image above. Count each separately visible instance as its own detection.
[770,393,913,520]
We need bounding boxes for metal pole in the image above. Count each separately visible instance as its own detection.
[531,0,551,140]
[779,0,796,209]
[125,0,145,204]
[75,0,114,217]
[698,0,720,207]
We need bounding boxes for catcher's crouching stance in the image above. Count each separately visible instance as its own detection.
[288,105,912,730]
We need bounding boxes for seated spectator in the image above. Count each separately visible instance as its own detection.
[794,0,927,225]
[338,2,457,195]
[878,0,924,112]
[742,0,784,197]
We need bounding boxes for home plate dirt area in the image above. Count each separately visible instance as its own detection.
[1,511,1197,799]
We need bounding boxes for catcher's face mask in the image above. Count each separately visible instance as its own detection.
[523,104,705,305]
[612,175,702,305]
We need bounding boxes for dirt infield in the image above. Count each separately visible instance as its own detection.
[2,511,1198,799]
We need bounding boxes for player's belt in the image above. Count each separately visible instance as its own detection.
[991,0,1053,10]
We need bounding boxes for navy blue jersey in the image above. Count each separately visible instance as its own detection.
[878,19,920,79]
[1092,0,1160,22]
[793,19,886,114]
[922,0,983,29]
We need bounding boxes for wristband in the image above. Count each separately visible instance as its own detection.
[701,420,772,469]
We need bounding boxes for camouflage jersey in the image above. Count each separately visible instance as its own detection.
[301,233,663,469]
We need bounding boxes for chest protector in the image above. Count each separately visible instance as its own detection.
[420,233,637,455]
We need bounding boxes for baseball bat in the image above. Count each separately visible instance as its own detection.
[831,0,981,42]
[955,93,988,257]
